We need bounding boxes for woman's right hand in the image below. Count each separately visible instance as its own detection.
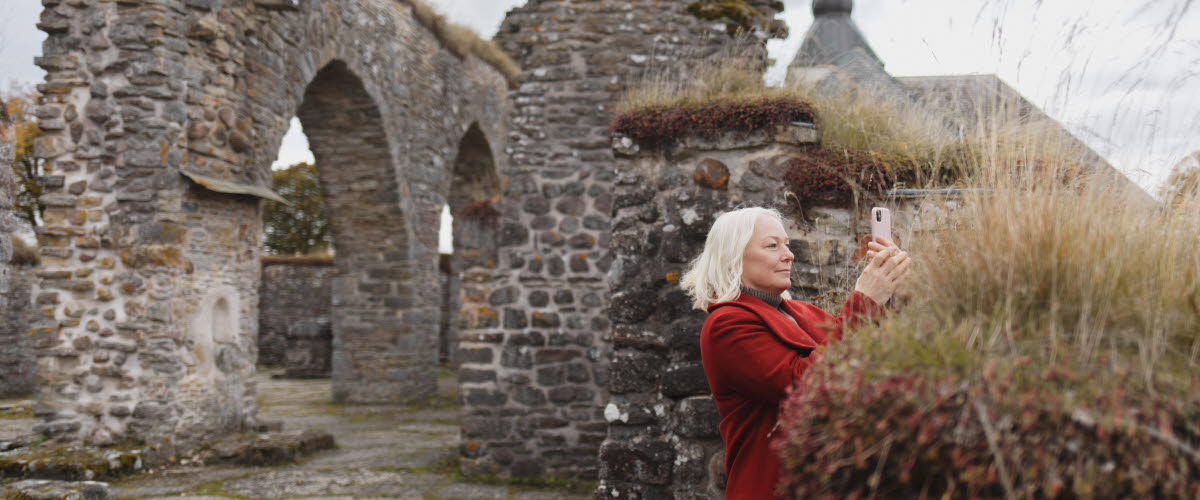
[854,237,911,306]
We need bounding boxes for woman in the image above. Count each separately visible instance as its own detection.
[680,207,911,499]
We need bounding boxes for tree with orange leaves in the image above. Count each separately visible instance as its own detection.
[4,91,45,228]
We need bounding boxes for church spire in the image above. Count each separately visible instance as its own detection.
[788,0,880,69]
[812,0,852,16]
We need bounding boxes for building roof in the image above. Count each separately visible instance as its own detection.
[785,1,1154,204]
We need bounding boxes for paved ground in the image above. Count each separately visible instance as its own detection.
[1,368,594,500]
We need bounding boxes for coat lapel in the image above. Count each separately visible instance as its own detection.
[720,293,820,351]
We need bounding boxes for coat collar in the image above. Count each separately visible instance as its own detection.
[709,292,822,351]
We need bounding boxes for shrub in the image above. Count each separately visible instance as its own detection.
[609,97,815,151]
[773,168,1200,498]
[781,147,896,205]
[458,199,500,219]
[776,359,1200,499]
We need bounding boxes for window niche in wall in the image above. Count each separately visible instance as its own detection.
[189,285,241,381]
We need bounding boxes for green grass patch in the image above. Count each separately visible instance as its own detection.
[0,401,33,420]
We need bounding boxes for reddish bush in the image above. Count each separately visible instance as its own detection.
[781,148,896,205]
[261,255,334,266]
[459,199,501,219]
[774,358,1200,499]
[609,97,816,151]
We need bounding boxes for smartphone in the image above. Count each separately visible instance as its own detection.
[870,207,892,243]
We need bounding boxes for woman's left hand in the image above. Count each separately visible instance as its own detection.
[854,237,912,306]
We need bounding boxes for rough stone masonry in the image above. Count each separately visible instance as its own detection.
[31,0,509,452]
[447,0,786,480]
[26,0,804,484]
[1,100,23,396]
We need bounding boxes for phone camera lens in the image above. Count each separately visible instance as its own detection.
[875,212,881,222]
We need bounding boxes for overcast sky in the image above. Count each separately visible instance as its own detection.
[2,0,1197,198]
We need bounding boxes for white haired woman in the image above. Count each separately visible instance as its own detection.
[680,206,911,499]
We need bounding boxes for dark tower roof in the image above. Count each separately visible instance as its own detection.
[790,0,881,68]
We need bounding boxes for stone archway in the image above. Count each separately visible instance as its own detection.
[295,60,430,403]
[30,0,510,450]
[443,122,501,366]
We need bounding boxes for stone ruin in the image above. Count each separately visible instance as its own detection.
[0,0,953,495]
[29,0,511,454]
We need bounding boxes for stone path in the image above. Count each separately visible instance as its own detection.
[18,368,594,500]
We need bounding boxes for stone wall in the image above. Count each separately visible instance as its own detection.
[597,126,820,499]
[450,0,787,481]
[1,99,32,398]
[31,0,509,450]
[1,265,37,398]
[258,257,334,366]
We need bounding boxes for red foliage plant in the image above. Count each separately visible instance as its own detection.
[772,355,1200,499]
[459,199,501,219]
[781,147,896,205]
[609,97,816,151]
[261,255,334,266]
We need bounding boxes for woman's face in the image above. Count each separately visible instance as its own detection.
[741,215,794,294]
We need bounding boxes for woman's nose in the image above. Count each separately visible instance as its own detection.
[782,246,794,262]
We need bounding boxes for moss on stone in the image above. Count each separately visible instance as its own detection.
[0,445,146,481]
[686,0,767,36]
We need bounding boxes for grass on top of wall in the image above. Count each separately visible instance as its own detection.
[609,96,816,151]
[783,76,1101,190]
[398,0,520,86]
[611,49,818,150]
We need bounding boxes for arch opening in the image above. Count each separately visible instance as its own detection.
[442,123,501,366]
[290,60,433,403]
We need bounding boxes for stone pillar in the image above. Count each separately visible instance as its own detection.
[597,124,821,498]
[454,0,786,480]
[0,99,27,398]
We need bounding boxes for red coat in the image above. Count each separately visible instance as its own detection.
[700,291,884,499]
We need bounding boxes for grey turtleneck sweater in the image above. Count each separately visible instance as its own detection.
[741,286,798,325]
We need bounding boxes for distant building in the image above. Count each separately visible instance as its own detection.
[786,0,1153,204]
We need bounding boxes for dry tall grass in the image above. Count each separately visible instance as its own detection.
[616,42,788,114]
[784,76,1105,190]
[397,0,520,85]
[854,167,1199,393]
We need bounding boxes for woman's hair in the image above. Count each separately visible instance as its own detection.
[680,206,793,310]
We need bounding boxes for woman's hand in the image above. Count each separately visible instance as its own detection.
[854,237,912,306]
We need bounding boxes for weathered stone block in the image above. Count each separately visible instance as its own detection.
[598,439,674,485]
[1,480,110,500]
[661,361,709,398]
[609,350,665,394]
[672,396,720,438]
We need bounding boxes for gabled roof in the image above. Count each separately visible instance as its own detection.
[897,75,1156,205]
[785,1,1155,204]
